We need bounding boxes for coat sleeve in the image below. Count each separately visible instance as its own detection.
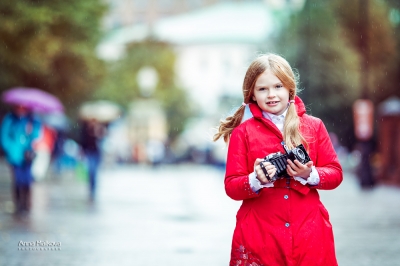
[312,119,343,190]
[224,126,260,201]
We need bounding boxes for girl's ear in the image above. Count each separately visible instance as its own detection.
[252,96,256,101]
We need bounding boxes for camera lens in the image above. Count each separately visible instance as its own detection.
[294,148,305,161]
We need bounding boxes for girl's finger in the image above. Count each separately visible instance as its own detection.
[256,172,270,184]
[292,159,305,168]
[255,158,264,163]
[286,165,297,176]
[269,168,277,178]
[266,165,275,171]
[305,161,314,168]
[287,159,300,171]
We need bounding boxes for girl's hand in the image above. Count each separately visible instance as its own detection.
[286,160,313,179]
[254,158,277,184]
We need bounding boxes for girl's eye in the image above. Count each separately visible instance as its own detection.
[276,84,283,89]
[258,87,265,91]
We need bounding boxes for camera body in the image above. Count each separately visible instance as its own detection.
[262,143,311,181]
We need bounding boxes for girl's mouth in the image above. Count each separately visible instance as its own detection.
[266,101,279,105]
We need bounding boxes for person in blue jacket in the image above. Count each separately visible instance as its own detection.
[0,105,41,215]
[80,118,107,202]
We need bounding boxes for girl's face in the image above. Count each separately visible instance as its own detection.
[252,69,290,115]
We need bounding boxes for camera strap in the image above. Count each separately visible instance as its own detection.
[259,162,272,181]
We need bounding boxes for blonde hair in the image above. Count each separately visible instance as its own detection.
[213,53,307,150]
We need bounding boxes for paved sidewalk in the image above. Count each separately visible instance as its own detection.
[0,161,400,266]
[0,163,240,266]
[319,171,400,266]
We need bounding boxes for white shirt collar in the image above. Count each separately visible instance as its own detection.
[262,106,289,133]
[262,106,288,121]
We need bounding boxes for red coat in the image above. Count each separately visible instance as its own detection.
[225,96,343,266]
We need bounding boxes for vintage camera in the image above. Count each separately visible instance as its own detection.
[260,143,311,182]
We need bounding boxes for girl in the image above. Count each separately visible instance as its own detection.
[214,53,343,266]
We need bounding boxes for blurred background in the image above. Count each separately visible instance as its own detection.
[1,0,400,265]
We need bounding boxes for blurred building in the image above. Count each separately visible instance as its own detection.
[102,0,224,30]
[98,1,295,113]
[102,0,305,30]
[98,0,305,164]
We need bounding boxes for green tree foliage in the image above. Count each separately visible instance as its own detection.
[331,0,397,103]
[0,0,107,114]
[382,0,400,98]
[276,0,361,148]
[94,41,193,141]
[276,0,397,148]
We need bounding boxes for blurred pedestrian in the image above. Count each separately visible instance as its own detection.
[214,53,343,265]
[0,105,42,215]
[80,118,106,202]
[146,139,165,166]
[31,125,56,181]
[52,129,66,175]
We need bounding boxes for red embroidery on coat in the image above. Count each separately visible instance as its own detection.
[232,245,263,266]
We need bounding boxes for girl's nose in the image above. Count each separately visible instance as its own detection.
[267,89,276,98]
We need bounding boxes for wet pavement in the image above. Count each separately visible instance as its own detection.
[0,159,400,266]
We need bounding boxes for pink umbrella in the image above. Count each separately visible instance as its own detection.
[2,87,64,113]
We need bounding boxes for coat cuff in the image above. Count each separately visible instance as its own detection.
[293,166,320,185]
[244,174,263,197]
[249,172,274,192]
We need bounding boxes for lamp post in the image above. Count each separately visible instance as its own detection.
[130,66,166,164]
[137,66,159,98]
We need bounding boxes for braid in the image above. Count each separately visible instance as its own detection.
[213,105,246,143]
[283,102,308,150]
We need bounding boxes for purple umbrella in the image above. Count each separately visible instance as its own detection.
[2,87,64,113]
